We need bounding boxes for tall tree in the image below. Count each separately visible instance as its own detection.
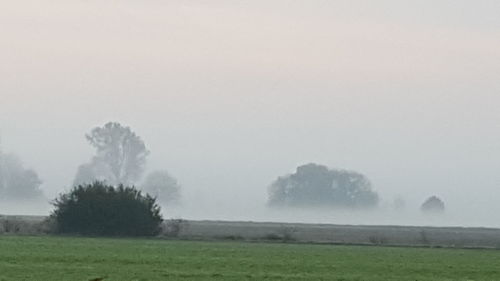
[268,163,378,208]
[75,122,149,186]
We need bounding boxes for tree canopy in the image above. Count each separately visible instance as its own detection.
[268,163,378,208]
[0,153,43,200]
[74,122,149,186]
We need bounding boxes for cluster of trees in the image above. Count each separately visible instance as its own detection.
[1,121,446,213]
[1,122,181,208]
[268,163,379,208]
[48,160,442,237]
[2,121,448,237]
[268,163,446,213]
[50,122,179,236]
[73,122,181,205]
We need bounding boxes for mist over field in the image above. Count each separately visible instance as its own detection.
[2,197,499,228]
[1,0,500,228]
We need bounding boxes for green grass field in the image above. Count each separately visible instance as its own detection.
[0,236,499,281]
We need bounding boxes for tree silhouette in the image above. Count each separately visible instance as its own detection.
[74,122,149,186]
[268,163,378,208]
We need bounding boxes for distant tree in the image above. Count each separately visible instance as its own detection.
[268,163,378,208]
[141,170,181,205]
[0,153,43,200]
[421,196,445,213]
[51,182,162,236]
[74,122,149,186]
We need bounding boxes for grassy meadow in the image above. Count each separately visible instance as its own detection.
[1,236,500,280]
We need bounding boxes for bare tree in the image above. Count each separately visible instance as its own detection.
[74,122,149,186]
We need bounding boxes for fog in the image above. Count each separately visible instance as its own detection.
[1,1,500,227]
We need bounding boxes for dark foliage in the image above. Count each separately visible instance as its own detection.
[51,182,162,236]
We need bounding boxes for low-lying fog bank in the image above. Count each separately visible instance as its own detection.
[162,203,500,228]
[2,199,499,229]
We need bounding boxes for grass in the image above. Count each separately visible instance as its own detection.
[1,236,500,280]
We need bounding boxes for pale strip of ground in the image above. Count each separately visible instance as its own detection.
[2,215,500,248]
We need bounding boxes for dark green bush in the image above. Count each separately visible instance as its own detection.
[51,182,163,236]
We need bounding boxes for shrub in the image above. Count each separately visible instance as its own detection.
[51,182,163,236]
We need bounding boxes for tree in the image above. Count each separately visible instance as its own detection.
[268,163,378,208]
[74,122,149,186]
[51,182,163,236]
[141,170,181,205]
[421,196,445,213]
[0,153,43,200]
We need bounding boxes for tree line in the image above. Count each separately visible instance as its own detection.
[0,121,444,213]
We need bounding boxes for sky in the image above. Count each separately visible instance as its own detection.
[1,0,500,225]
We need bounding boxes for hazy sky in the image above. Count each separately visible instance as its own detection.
[1,1,500,222]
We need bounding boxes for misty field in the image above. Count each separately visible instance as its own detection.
[1,236,500,281]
